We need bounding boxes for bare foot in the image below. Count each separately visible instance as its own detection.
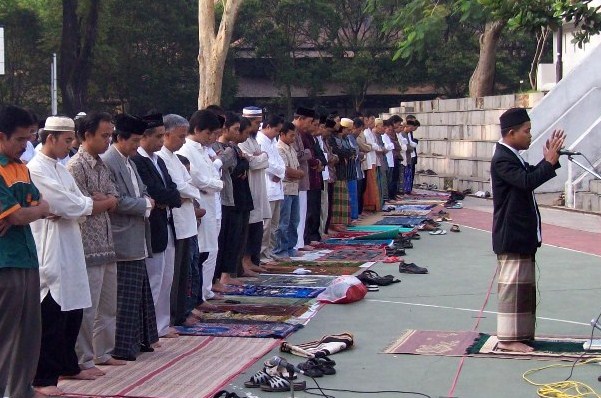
[221,275,244,286]
[61,369,97,380]
[34,386,64,396]
[496,341,534,353]
[212,281,230,292]
[81,366,105,377]
[161,331,179,338]
[99,357,127,366]
[241,268,260,277]
[151,342,162,349]
[206,292,224,300]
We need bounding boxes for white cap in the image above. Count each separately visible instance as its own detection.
[242,106,263,118]
[44,116,75,132]
[340,118,353,128]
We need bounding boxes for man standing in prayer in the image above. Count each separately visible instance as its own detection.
[157,115,204,324]
[292,107,316,251]
[0,105,51,398]
[132,114,182,338]
[239,107,271,275]
[257,115,285,262]
[28,116,104,395]
[300,114,325,245]
[68,112,125,376]
[491,108,564,353]
[274,122,304,259]
[101,113,158,361]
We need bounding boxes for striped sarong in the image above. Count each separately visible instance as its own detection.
[362,167,381,212]
[331,181,350,225]
[377,166,388,205]
[497,253,536,342]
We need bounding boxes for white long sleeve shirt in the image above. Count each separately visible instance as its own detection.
[177,138,223,252]
[257,131,285,202]
[28,152,93,311]
[157,146,200,240]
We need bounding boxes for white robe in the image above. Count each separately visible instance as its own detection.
[238,136,271,223]
[257,132,285,202]
[28,152,93,311]
[177,138,223,253]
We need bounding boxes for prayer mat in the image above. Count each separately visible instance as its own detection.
[249,274,339,288]
[269,260,368,268]
[375,216,428,226]
[393,204,436,211]
[225,284,325,298]
[59,336,278,398]
[466,334,601,361]
[315,248,386,262]
[322,238,393,246]
[262,263,364,276]
[218,295,312,306]
[175,319,302,338]
[348,225,414,232]
[383,209,432,216]
[197,311,295,323]
[281,332,354,358]
[392,199,446,205]
[198,303,309,317]
[382,329,481,356]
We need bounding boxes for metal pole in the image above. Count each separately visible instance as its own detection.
[556,26,563,82]
[51,53,57,115]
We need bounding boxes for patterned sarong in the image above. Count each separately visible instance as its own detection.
[497,253,536,342]
[362,167,381,212]
[377,166,388,205]
[331,181,350,225]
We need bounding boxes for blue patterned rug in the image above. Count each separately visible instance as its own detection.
[225,285,325,298]
[176,320,302,338]
[375,216,428,226]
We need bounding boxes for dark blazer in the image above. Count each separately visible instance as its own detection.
[491,143,559,255]
[132,153,182,253]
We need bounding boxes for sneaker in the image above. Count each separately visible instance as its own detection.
[399,262,428,274]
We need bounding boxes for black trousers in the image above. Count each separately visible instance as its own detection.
[246,221,264,266]
[357,177,366,215]
[171,238,190,326]
[304,189,322,244]
[325,182,334,233]
[33,294,82,387]
[216,206,245,278]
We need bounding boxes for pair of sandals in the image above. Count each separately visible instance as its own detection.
[297,357,336,377]
[213,391,242,398]
[244,356,306,392]
[429,228,447,235]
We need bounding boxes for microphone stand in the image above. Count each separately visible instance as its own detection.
[567,155,601,180]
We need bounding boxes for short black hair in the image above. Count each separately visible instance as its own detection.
[188,110,221,135]
[383,119,393,127]
[388,115,403,124]
[239,117,252,133]
[265,115,284,128]
[280,121,296,135]
[353,117,364,128]
[223,111,241,129]
[78,112,113,141]
[205,104,225,116]
[0,105,35,139]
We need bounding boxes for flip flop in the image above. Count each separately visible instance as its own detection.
[450,224,461,232]
[429,229,447,235]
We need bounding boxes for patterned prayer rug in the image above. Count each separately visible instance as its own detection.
[225,284,325,298]
[382,329,481,356]
[201,302,309,316]
[375,216,428,226]
[197,311,295,324]
[322,239,393,246]
[262,263,365,276]
[315,248,386,262]
[60,336,278,398]
[467,334,601,361]
[392,204,436,211]
[248,274,338,288]
[175,320,302,338]
[348,225,414,232]
[382,330,600,361]
[383,209,432,216]
[218,295,312,306]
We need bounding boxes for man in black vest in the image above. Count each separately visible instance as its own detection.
[491,107,564,353]
[132,114,182,339]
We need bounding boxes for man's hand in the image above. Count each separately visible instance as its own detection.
[543,129,566,165]
[194,208,206,219]
[148,198,156,209]
[37,199,51,219]
[107,196,119,212]
[0,218,11,236]
[92,192,108,201]
[271,176,281,183]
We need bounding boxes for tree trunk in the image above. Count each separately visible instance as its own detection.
[59,0,100,116]
[468,20,506,98]
[198,0,242,109]
[529,27,550,90]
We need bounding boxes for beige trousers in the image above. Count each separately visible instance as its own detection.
[261,200,281,260]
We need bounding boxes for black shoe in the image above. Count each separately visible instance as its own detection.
[399,263,428,274]
[112,354,136,361]
[140,344,154,353]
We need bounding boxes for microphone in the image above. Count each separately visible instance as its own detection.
[558,149,582,156]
